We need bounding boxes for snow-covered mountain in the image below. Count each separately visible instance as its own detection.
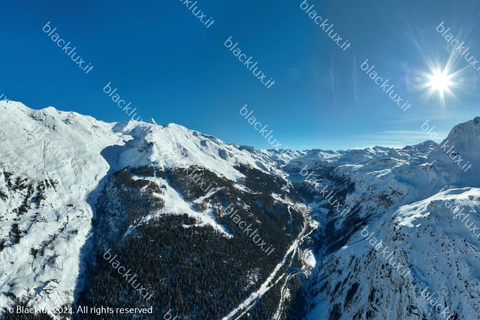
[295,118,480,320]
[0,101,312,319]
[1,100,480,320]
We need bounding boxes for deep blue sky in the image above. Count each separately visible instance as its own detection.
[1,0,480,150]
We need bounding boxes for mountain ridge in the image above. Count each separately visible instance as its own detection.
[1,100,480,319]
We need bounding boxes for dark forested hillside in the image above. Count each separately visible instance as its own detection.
[74,165,305,319]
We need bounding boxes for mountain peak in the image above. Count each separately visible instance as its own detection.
[444,116,480,146]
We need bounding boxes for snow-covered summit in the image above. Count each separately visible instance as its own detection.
[0,101,284,315]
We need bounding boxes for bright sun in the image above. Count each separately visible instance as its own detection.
[406,53,476,111]
[426,69,453,95]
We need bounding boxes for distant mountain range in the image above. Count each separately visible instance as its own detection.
[1,100,479,320]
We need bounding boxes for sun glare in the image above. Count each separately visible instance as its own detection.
[426,69,453,95]
[405,56,474,112]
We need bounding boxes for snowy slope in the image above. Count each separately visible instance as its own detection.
[2,100,480,320]
[112,121,283,181]
[301,118,480,320]
[0,101,123,314]
[0,101,287,316]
